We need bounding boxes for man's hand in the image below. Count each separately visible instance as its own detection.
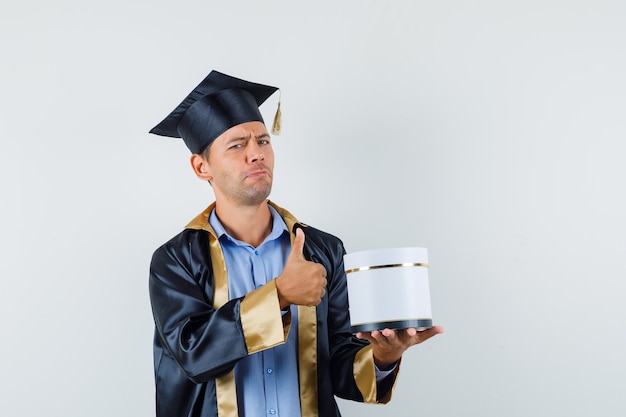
[357,326,444,369]
[275,228,327,309]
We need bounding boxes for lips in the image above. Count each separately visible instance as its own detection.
[245,167,271,179]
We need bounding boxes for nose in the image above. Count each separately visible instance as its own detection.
[248,141,265,163]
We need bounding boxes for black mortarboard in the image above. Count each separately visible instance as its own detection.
[150,70,280,154]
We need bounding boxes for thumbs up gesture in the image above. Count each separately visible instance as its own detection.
[275,228,327,309]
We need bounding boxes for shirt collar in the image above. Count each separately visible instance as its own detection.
[209,204,289,248]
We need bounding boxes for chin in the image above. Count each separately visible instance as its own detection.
[246,188,272,206]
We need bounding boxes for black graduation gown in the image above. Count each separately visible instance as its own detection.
[149,202,399,417]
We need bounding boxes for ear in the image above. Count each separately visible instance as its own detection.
[190,154,213,181]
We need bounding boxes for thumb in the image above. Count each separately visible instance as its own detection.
[289,228,306,260]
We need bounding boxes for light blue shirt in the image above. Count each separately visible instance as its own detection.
[209,206,301,417]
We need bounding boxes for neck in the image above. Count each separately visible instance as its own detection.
[215,199,272,247]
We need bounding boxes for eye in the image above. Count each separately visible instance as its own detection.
[258,139,270,145]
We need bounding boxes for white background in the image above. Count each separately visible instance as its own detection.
[2,1,625,416]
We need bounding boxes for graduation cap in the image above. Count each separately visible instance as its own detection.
[150,70,281,154]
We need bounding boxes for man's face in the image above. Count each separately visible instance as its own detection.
[202,121,274,207]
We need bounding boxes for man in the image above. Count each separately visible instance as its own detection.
[148,70,443,417]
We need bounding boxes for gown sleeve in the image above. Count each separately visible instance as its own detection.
[149,229,289,384]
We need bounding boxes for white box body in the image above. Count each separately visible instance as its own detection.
[343,247,432,332]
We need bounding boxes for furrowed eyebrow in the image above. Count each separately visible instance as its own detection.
[224,131,268,146]
[225,134,250,145]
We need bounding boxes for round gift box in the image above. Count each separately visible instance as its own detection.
[344,247,432,332]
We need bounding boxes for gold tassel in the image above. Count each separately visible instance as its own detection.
[271,90,282,135]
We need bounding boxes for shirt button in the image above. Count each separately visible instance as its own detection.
[269,409,276,415]
[266,368,273,374]
[254,250,259,256]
